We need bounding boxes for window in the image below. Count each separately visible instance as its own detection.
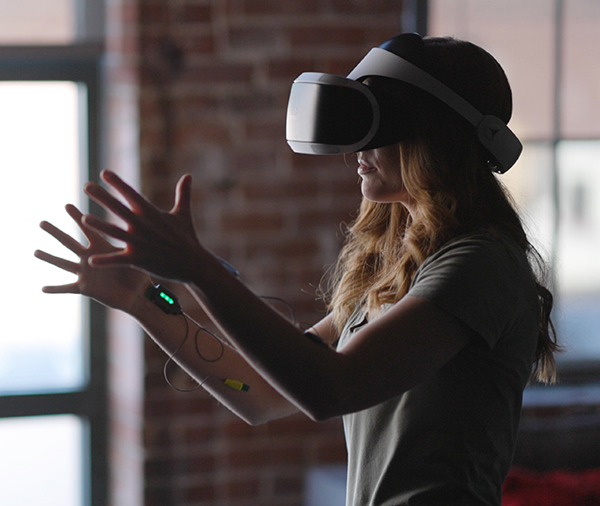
[0,1,107,505]
[429,0,600,386]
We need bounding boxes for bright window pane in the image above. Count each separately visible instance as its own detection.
[555,141,600,360]
[508,140,600,362]
[501,142,555,260]
[0,415,84,506]
[0,0,75,45]
[0,82,85,394]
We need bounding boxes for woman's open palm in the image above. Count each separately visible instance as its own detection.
[34,203,150,312]
[81,171,205,283]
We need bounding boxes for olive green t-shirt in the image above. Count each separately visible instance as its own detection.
[338,232,539,506]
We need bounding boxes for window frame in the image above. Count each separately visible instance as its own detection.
[0,43,108,506]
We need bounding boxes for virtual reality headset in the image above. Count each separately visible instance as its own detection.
[286,34,522,173]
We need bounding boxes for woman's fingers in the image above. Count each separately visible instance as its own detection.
[34,249,79,275]
[64,203,84,222]
[172,174,193,217]
[82,214,133,245]
[100,170,156,215]
[40,282,80,295]
[65,204,104,244]
[85,172,169,240]
[84,181,140,223]
[39,220,86,256]
[87,250,129,267]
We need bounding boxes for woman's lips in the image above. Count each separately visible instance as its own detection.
[358,162,377,175]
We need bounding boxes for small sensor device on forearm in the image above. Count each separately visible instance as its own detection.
[145,283,182,315]
[145,282,250,392]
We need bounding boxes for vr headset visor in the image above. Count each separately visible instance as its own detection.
[286,40,522,173]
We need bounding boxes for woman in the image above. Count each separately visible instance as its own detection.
[36,35,558,506]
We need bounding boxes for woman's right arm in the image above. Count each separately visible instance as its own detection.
[129,291,301,424]
[34,204,302,425]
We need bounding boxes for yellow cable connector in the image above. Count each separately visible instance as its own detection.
[224,378,250,391]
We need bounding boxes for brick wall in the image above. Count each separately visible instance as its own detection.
[108,1,405,505]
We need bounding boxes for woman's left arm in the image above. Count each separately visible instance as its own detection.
[84,171,474,420]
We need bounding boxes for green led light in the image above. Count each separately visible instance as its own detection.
[160,292,174,305]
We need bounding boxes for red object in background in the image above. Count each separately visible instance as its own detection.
[502,467,600,506]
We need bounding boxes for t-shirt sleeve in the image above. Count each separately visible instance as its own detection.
[407,234,537,349]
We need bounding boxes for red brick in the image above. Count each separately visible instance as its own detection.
[273,473,304,495]
[221,90,277,114]
[139,3,170,24]
[313,439,348,463]
[242,179,318,200]
[223,477,261,499]
[330,0,403,14]
[296,209,349,230]
[223,147,279,173]
[228,25,283,49]
[181,483,217,502]
[221,211,284,232]
[267,56,317,81]
[228,0,321,15]
[143,421,172,448]
[145,453,216,477]
[144,393,218,417]
[243,117,286,142]
[221,417,259,439]
[246,237,320,261]
[144,485,173,506]
[182,61,254,84]
[180,424,217,444]
[226,443,304,468]
[290,26,369,48]
[177,4,212,24]
[322,176,363,196]
[178,33,216,55]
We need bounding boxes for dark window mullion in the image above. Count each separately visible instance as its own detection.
[0,391,92,418]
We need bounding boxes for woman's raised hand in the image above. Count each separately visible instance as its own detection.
[82,170,206,283]
[34,203,151,312]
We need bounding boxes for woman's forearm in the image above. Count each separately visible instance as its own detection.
[183,252,350,422]
[127,286,299,425]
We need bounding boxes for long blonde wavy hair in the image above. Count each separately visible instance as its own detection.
[322,37,559,383]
